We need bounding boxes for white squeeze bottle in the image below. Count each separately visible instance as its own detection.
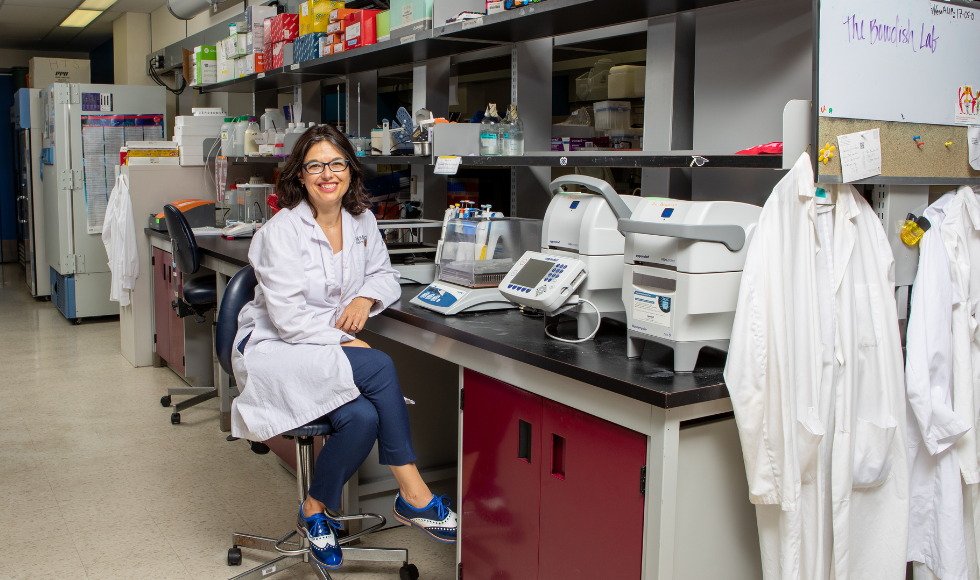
[243,117,260,156]
[220,117,234,156]
[233,116,249,157]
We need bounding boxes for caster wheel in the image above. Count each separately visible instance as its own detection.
[248,441,270,455]
[171,413,181,425]
[160,395,172,407]
[399,563,420,580]
[227,547,242,566]
[71,319,81,325]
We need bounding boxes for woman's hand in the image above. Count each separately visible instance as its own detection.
[336,296,375,335]
[341,338,371,348]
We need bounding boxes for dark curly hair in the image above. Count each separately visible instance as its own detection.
[276,124,370,217]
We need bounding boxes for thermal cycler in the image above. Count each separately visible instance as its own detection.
[497,176,641,340]
[502,175,760,371]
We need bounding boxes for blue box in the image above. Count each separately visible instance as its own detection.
[294,33,326,63]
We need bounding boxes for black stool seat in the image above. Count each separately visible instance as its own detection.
[183,276,217,305]
[283,417,334,438]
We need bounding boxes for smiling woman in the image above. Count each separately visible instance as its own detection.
[276,124,371,219]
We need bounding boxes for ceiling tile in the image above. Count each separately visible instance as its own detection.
[42,26,84,43]
[0,24,56,42]
[0,4,73,27]
[3,0,86,8]
[109,0,169,13]
[88,10,123,30]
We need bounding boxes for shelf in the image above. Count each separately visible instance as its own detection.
[455,151,784,169]
[199,30,492,94]
[435,0,738,43]
[207,151,781,169]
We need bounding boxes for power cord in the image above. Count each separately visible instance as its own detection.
[544,296,602,343]
[148,62,187,96]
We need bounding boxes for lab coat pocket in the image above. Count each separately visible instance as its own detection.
[852,416,897,489]
[797,407,825,484]
[855,284,881,348]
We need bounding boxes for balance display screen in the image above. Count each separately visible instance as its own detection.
[511,259,553,288]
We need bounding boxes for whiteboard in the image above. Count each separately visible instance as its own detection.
[818,0,980,126]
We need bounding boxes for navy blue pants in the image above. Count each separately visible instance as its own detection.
[307,347,418,510]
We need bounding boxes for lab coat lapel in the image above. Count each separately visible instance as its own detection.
[833,186,859,298]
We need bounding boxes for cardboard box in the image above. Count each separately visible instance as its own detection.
[294,33,326,62]
[263,17,274,48]
[376,11,390,41]
[192,46,216,85]
[318,36,333,56]
[217,43,234,82]
[270,41,295,69]
[243,52,264,75]
[332,42,344,54]
[245,5,277,52]
[390,0,432,28]
[327,20,345,34]
[270,13,299,43]
[29,57,90,88]
[234,56,246,78]
[329,8,358,23]
[223,33,247,57]
[344,9,381,50]
[263,43,274,70]
[299,1,314,35]
[313,1,344,32]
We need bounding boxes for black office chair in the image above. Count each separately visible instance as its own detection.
[215,266,419,580]
[163,204,218,322]
[160,204,218,423]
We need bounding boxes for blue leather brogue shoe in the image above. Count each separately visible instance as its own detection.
[392,493,458,543]
[297,508,344,569]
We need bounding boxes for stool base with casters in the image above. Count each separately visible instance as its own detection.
[160,386,218,424]
[226,431,419,580]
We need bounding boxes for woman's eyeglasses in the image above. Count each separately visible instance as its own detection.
[302,159,351,174]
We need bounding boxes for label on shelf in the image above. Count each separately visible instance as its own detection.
[461,17,484,30]
[290,63,300,70]
[258,73,265,78]
[434,156,462,175]
[400,34,416,44]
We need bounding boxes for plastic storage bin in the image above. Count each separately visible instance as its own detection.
[593,101,631,132]
[608,65,645,98]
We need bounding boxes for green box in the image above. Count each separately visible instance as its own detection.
[389,0,432,29]
[193,45,217,85]
[376,11,390,40]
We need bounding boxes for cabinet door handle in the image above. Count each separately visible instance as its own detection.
[518,420,532,464]
[551,434,566,480]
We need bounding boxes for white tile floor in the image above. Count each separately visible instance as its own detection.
[0,264,455,580]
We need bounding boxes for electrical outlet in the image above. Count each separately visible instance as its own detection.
[150,55,164,69]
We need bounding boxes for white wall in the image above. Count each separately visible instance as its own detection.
[113,12,153,86]
[0,49,89,69]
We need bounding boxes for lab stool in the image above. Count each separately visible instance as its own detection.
[226,419,419,580]
[216,266,418,580]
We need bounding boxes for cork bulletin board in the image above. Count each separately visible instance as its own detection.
[814,0,980,185]
[816,118,980,184]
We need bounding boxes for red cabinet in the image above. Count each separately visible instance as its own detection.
[152,247,184,374]
[461,370,647,580]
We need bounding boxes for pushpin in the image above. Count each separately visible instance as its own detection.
[945,141,953,148]
[913,136,925,148]
[818,143,836,165]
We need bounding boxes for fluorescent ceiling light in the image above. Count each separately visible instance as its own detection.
[79,0,117,9]
[60,9,102,27]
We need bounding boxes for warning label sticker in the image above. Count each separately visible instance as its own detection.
[633,290,672,327]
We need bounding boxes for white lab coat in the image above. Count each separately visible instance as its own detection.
[906,194,971,580]
[230,201,401,442]
[941,186,980,578]
[724,153,910,580]
[101,173,139,307]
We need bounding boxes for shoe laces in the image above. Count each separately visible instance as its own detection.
[311,514,344,538]
[432,495,452,520]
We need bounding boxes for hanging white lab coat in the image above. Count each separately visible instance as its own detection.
[906,193,971,580]
[941,186,980,579]
[101,173,139,307]
[230,201,401,442]
[724,153,910,580]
